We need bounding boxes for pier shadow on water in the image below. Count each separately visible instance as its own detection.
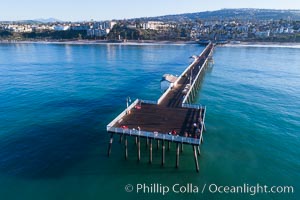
[0,67,161,180]
[0,107,107,180]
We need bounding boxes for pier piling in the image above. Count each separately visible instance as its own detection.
[119,134,123,143]
[125,136,128,160]
[146,138,149,148]
[107,133,114,157]
[176,143,180,168]
[149,138,153,164]
[193,145,200,173]
[161,140,165,166]
[137,136,141,162]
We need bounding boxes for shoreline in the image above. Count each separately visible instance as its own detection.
[0,39,198,45]
[222,41,300,48]
[1,39,300,47]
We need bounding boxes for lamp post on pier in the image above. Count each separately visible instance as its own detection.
[126,96,131,114]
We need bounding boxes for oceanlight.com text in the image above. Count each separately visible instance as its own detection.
[124,183,294,196]
[208,183,294,196]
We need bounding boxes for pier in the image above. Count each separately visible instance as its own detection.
[106,43,214,172]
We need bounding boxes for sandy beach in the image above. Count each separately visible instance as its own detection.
[1,40,300,48]
[0,39,198,45]
[222,41,300,48]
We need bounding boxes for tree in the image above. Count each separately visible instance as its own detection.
[0,30,13,38]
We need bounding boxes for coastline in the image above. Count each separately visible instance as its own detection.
[1,39,300,47]
[222,41,300,48]
[0,39,198,45]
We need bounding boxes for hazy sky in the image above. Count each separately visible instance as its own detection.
[2,0,300,21]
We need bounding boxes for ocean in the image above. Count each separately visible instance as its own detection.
[0,43,299,200]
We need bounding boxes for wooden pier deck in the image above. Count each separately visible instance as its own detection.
[114,103,204,137]
[106,43,214,172]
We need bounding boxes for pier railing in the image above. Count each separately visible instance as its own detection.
[181,44,213,105]
[182,58,208,104]
[107,99,158,128]
[157,55,199,105]
[140,99,158,105]
[199,106,207,143]
[106,126,201,145]
[182,103,204,110]
[107,99,139,128]
[157,86,172,105]
[200,42,213,58]
[157,43,212,106]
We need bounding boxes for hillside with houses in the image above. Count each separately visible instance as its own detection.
[1,9,300,42]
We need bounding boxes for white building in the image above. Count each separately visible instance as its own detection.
[142,21,170,30]
[53,25,70,31]
[109,21,117,29]
[255,30,270,38]
[32,25,52,31]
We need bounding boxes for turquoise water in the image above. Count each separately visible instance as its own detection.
[0,43,299,200]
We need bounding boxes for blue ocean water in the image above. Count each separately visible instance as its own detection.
[0,43,299,200]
